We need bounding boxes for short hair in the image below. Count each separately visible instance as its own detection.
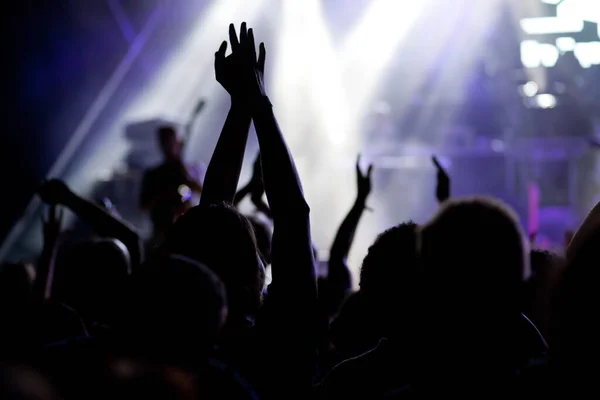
[126,254,227,353]
[57,239,131,325]
[418,197,529,313]
[359,221,418,297]
[160,203,265,318]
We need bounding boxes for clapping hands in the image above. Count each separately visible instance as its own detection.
[215,22,267,100]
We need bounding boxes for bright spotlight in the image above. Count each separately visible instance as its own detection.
[536,93,557,109]
[523,81,539,97]
[341,0,431,117]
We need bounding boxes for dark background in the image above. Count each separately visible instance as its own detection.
[0,0,209,246]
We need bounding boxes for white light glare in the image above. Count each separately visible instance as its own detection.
[556,37,576,52]
[523,81,539,97]
[574,41,600,68]
[536,94,557,109]
[521,40,541,68]
[540,0,562,5]
[520,41,560,68]
[520,17,584,35]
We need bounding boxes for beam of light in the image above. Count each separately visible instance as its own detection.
[0,0,269,262]
[270,0,358,258]
[72,0,268,203]
[340,0,430,120]
[409,0,505,146]
[126,0,268,123]
[520,17,584,35]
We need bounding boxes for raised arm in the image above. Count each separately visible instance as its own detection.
[234,153,263,206]
[238,30,316,294]
[328,156,373,292]
[433,155,450,204]
[39,179,143,270]
[200,23,253,206]
[236,24,318,398]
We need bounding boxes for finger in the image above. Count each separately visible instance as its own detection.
[229,23,239,50]
[432,155,442,170]
[57,206,64,223]
[217,40,227,57]
[240,22,248,44]
[248,28,257,63]
[367,164,374,178]
[258,42,266,73]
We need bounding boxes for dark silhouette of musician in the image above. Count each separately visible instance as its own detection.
[139,126,203,244]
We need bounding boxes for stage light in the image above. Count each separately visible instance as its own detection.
[520,17,584,35]
[341,0,430,118]
[536,93,557,109]
[556,37,576,52]
[523,81,539,97]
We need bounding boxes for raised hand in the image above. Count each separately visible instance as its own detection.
[356,155,373,201]
[39,179,72,205]
[215,23,245,97]
[432,155,450,203]
[238,22,267,98]
[215,22,267,99]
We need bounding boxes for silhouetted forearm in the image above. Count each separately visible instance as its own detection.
[200,102,252,206]
[328,196,367,289]
[251,96,316,299]
[63,192,143,269]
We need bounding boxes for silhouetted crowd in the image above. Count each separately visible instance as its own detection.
[2,23,599,399]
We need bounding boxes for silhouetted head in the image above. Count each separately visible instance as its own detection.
[340,221,420,342]
[160,204,265,322]
[57,239,131,327]
[552,226,600,372]
[125,254,227,362]
[419,197,529,321]
[359,221,418,299]
[158,126,182,160]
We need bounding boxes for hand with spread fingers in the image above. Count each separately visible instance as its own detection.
[215,22,267,100]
